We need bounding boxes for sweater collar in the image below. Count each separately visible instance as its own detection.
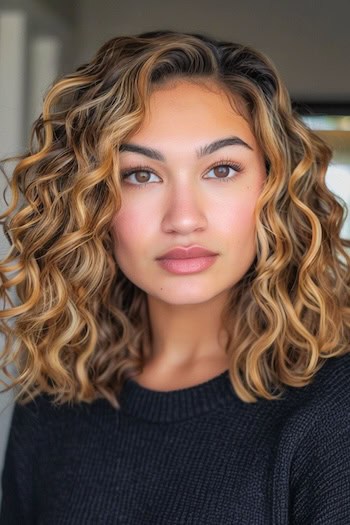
[119,369,236,423]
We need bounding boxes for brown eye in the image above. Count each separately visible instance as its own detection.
[134,171,151,183]
[121,169,160,185]
[204,162,242,183]
[213,166,231,178]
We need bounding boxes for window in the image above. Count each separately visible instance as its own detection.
[300,108,350,241]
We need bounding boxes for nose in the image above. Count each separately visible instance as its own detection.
[161,180,208,235]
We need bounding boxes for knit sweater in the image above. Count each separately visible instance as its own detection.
[1,354,350,525]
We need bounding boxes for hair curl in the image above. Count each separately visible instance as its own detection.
[1,29,350,409]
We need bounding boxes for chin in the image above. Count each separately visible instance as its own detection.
[155,296,216,306]
[146,285,226,306]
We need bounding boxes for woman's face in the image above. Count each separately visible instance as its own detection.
[111,79,266,306]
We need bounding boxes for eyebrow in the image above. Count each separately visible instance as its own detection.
[119,136,254,161]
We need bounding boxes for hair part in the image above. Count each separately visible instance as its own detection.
[1,29,350,409]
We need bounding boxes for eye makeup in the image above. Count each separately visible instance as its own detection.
[120,159,244,188]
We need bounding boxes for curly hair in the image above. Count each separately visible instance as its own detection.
[1,29,350,409]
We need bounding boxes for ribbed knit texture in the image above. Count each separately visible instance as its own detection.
[1,354,350,524]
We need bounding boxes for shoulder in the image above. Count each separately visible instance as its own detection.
[8,392,100,439]
[285,352,350,417]
[288,352,350,441]
[4,392,110,477]
[265,355,350,523]
[265,353,350,476]
[311,351,350,396]
[8,394,45,439]
[275,353,350,489]
[258,353,350,429]
[283,354,350,523]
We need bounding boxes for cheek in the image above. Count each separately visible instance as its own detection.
[111,202,149,256]
[218,195,257,242]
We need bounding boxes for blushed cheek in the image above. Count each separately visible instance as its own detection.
[230,194,255,231]
[111,205,146,259]
[111,210,131,257]
[221,197,258,249]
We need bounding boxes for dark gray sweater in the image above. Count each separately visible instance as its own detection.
[1,354,350,524]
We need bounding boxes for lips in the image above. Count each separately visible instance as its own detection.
[157,245,218,260]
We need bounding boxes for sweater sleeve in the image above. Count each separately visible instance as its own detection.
[290,410,350,524]
[0,399,41,525]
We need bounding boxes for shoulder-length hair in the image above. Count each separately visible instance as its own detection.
[1,29,350,408]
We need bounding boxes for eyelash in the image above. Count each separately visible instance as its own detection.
[120,159,244,188]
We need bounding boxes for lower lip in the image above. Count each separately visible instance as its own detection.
[156,255,218,274]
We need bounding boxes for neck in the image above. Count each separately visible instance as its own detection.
[143,290,230,368]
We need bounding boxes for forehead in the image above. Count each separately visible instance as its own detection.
[131,79,254,142]
[147,78,244,116]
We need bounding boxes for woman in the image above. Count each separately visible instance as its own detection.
[0,29,350,524]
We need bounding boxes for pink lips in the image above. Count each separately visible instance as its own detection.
[157,246,217,260]
[156,245,218,275]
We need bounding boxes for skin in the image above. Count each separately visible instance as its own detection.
[111,78,267,390]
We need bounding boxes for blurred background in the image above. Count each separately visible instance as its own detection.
[0,0,350,503]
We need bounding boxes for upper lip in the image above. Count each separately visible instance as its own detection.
[156,245,218,260]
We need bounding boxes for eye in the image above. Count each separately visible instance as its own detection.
[120,168,160,186]
[120,160,244,187]
[204,161,243,182]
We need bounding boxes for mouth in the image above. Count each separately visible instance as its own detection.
[156,254,218,275]
[156,245,218,260]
